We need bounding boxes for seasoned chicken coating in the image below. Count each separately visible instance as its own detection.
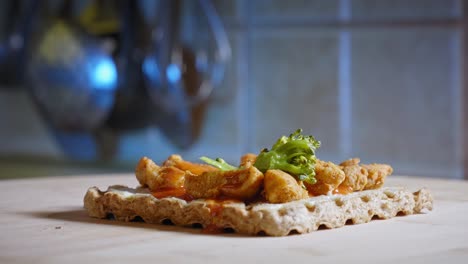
[264,170,309,203]
[135,157,186,191]
[362,164,393,190]
[185,166,264,200]
[184,170,225,198]
[135,157,160,187]
[339,158,368,192]
[339,158,360,167]
[340,165,368,191]
[220,166,264,200]
[163,154,218,175]
[147,166,186,190]
[306,160,345,196]
[239,153,257,168]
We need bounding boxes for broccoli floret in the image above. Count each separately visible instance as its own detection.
[200,156,237,171]
[253,129,320,185]
[199,129,320,184]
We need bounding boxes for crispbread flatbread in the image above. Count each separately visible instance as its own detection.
[84,186,433,236]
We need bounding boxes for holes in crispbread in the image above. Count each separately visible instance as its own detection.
[223,227,235,233]
[371,215,381,220]
[384,192,395,199]
[345,219,354,225]
[106,213,115,220]
[278,208,288,216]
[317,224,329,230]
[306,204,316,213]
[288,229,300,235]
[335,199,344,207]
[131,215,144,222]
[361,196,371,203]
[192,223,203,229]
[396,211,407,216]
[161,218,174,225]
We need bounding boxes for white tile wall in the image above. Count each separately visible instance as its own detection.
[350,28,462,178]
[0,90,61,157]
[249,29,340,161]
[0,0,464,178]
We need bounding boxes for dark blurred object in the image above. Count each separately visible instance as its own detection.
[27,0,118,131]
[0,0,37,86]
[2,0,230,160]
[26,0,119,159]
[142,0,230,148]
[105,0,154,132]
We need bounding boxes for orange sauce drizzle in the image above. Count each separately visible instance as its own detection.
[201,199,241,234]
[332,185,353,195]
[151,187,194,201]
[201,224,224,234]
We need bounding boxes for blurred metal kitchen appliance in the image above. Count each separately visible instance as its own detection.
[19,0,230,160]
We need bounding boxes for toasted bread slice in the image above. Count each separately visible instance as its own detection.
[84,186,433,236]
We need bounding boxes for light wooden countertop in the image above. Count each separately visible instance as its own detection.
[0,174,467,264]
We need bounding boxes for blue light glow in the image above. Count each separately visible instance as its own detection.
[166,64,181,83]
[91,57,117,90]
[143,57,159,82]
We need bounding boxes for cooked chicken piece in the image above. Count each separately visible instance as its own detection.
[362,164,393,190]
[306,160,345,196]
[339,158,360,167]
[339,165,368,192]
[163,154,218,175]
[264,170,309,203]
[220,166,264,200]
[239,153,257,168]
[135,156,187,191]
[162,154,183,166]
[185,166,264,200]
[135,157,160,187]
[146,166,186,191]
[339,158,368,192]
[184,171,225,198]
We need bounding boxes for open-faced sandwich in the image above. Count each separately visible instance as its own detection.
[84,129,433,236]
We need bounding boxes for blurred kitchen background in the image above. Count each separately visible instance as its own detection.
[0,0,467,180]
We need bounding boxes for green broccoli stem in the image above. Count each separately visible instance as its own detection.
[200,156,237,171]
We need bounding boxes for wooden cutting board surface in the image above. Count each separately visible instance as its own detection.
[0,174,467,264]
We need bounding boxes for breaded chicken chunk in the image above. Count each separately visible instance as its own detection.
[135,157,160,187]
[362,164,393,190]
[185,166,264,200]
[306,160,345,196]
[184,171,226,198]
[340,165,368,191]
[239,153,257,168]
[339,158,368,192]
[135,157,186,191]
[264,170,309,203]
[220,166,264,199]
[148,166,186,190]
[339,158,360,167]
[163,154,218,175]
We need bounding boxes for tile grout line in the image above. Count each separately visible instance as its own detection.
[338,0,352,159]
[236,0,252,154]
[451,28,463,179]
[460,0,468,180]
[236,31,250,155]
[245,0,256,153]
